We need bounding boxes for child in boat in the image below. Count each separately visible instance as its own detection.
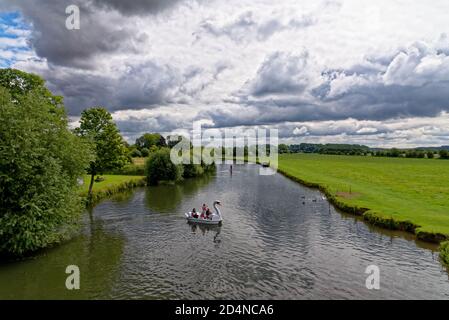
[201,203,207,219]
[192,208,199,219]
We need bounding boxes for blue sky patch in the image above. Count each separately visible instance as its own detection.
[0,11,32,67]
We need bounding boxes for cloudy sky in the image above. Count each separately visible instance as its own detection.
[1,0,449,147]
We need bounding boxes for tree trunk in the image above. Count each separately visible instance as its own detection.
[88,173,95,198]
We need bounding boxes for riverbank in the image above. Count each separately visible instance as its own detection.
[440,242,449,268]
[79,175,146,205]
[276,153,449,267]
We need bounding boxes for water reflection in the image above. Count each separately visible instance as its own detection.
[0,208,125,299]
[145,174,215,212]
[189,223,222,244]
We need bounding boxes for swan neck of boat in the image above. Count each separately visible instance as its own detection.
[214,203,221,218]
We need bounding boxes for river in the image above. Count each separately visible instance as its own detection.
[1,164,448,299]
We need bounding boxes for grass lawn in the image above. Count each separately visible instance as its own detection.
[131,157,146,166]
[278,154,449,238]
[79,175,146,196]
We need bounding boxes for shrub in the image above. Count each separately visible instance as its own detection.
[182,164,204,178]
[141,148,150,157]
[130,149,142,158]
[145,148,183,185]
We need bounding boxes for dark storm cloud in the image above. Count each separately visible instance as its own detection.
[2,0,187,68]
[91,0,184,16]
[39,60,183,115]
[113,61,181,109]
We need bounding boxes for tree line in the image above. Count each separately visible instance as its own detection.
[279,143,449,159]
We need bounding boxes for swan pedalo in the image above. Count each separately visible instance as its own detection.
[185,200,223,225]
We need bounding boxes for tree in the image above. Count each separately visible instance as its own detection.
[135,133,167,150]
[389,148,401,157]
[427,151,434,159]
[439,150,449,159]
[145,148,183,185]
[278,144,289,154]
[167,135,183,148]
[75,107,128,197]
[0,75,91,255]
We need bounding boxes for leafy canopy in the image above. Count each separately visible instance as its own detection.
[0,68,63,107]
[75,107,128,175]
[135,133,167,150]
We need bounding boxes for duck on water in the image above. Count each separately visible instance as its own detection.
[185,200,223,225]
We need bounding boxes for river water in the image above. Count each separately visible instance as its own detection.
[1,164,448,299]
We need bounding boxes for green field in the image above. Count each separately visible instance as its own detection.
[278,154,449,240]
[79,175,146,204]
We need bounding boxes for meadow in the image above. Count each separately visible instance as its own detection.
[79,175,146,204]
[278,154,449,241]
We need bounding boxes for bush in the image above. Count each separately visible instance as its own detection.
[145,148,183,185]
[130,149,142,158]
[141,148,150,157]
[182,164,204,178]
[0,85,91,255]
[439,150,449,159]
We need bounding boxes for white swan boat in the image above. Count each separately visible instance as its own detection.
[185,200,223,225]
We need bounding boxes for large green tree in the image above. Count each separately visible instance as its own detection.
[135,133,167,150]
[75,107,128,197]
[0,69,92,255]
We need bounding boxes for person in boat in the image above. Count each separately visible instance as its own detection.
[201,203,207,219]
[206,208,212,220]
[192,208,199,219]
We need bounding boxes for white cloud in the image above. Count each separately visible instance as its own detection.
[293,126,308,136]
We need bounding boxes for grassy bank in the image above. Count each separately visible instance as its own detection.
[278,154,449,244]
[79,175,146,205]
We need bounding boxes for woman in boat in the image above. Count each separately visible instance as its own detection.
[206,208,212,220]
[192,208,199,219]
